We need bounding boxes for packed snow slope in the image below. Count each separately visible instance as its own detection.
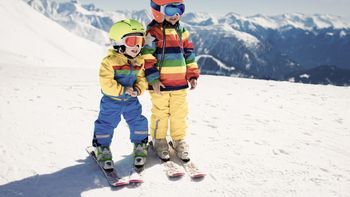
[0,0,104,68]
[1,0,350,197]
[0,62,350,197]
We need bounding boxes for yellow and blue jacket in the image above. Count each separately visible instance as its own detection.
[99,49,148,100]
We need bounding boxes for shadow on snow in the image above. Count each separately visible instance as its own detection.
[0,155,137,197]
[0,145,196,196]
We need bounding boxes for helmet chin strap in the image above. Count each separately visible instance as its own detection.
[123,52,136,60]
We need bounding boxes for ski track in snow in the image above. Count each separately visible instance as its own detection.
[0,63,349,197]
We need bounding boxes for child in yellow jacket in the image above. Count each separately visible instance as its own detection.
[142,0,200,162]
[92,19,148,170]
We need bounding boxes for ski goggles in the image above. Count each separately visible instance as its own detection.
[120,36,145,48]
[151,2,185,17]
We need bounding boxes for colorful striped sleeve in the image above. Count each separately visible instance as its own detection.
[182,27,200,80]
[134,64,148,95]
[141,30,160,85]
[99,58,124,97]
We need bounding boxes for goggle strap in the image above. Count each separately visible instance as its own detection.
[111,40,123,46]
[150,1,161,11]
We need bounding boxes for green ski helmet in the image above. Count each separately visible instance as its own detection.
[109,19,145,45]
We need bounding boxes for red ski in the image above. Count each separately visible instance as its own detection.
[86,146,129,187]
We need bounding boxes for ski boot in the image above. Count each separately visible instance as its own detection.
[172,140,190,162]
[133,142,148,171]
[95,146,114,170]
[153,139,170,162]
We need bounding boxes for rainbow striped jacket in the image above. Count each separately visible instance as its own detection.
[98,49,147,100]
[141,20,200,91]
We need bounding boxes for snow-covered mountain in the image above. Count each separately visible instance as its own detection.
[217,13,350,31]
[186,12,350,81]
[189,23,301,79]
[287,65,350,86]
[1,1,350,196]
[23,0,152,45]
[23,0,350,85]
[0,0,104,68]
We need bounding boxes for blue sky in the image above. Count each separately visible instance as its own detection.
[57,0,350,22]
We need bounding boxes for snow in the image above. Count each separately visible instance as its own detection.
[194,23,260,50]
[197,55,235,71]
[72,2,94,15]
[300,74,310,79]
[221,24,260,48]
[248,14,279,29]
[1,62,350,197]
[223,13,350,31]
[340,30,347,38]
[312,14,349,29]
[25,0,114,45]
[275,13,350,30]
[182,12,219,25]
[0,0,104,68]
[1,1,350,197]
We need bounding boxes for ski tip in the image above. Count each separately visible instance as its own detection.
[129,179,144,183]
[112,181,129,187]
[191,173,206,179]
[168,172,185,178]
[112,177,130,187]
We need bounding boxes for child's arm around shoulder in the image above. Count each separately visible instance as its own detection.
[141,27,161,85]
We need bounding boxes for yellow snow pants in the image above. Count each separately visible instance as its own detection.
[150,89,188,140]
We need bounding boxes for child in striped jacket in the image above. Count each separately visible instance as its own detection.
[142,0,200,162]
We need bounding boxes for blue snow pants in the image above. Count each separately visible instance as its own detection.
[92,96,148,147]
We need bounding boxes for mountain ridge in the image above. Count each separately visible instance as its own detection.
[23,0,350,85]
